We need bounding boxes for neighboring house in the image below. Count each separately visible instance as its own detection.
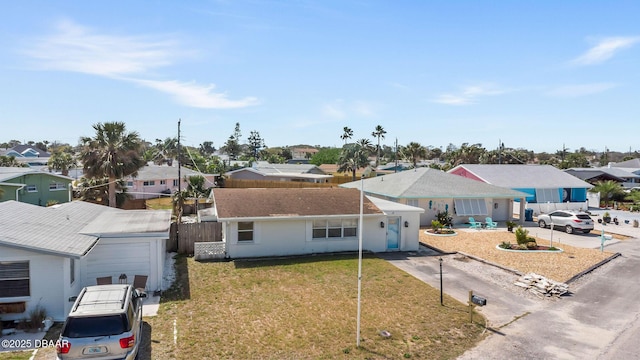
[203,187,423,259]
[340,167,528,226]
[0,200,171,321]
[606,158,640,188]
[448,164,594,215]
[565,167,640,189]
[0,145,51,169]
[0,167,72,206]
[225,162,332,183]
[125,164,217,199]
[291,147,319,160]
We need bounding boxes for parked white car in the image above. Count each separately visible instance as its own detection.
[537,210,594,234]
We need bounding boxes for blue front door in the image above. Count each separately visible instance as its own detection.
[386,217,400,250]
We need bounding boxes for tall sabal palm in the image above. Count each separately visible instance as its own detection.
[153,137,178,166]
[401,142,427,168]
[340,126,354,145]
[371,125,386,167]
[79,122,145,208]
[337,143,370,181]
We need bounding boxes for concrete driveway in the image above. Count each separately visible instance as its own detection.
[381,212,640,359]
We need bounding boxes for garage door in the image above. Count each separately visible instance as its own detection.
[85,241,150,285]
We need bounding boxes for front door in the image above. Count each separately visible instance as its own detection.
[386,217,400,250]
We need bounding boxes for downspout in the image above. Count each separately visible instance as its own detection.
[68,183,72,202]
[16,184,25,201]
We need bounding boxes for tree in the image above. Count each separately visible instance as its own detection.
[79,122,145,208]
[340,126,353,145]
[371,125,387,167]
[337,143,370,181]
[222,123,242,160]
[48,150,75,176]
[76,177,131,207]
[247,130,265,160]
[0,155,27,167]
[198,141,216,157]
[589,180,624,208]
[153,137,178,166]
[310,148,341,165]
[401,142,427,168]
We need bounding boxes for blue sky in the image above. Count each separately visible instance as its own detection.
[1,1,639,154]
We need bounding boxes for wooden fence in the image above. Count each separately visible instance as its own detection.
[169,222,223,255]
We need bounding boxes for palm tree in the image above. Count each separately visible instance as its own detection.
[153,137,178,165]
[79,122,145,208]
[589,180,624,208]
[371,125,387,167]
[401,142,427,168]
[77,177,131,207]
[337,143,370,181]
[48,150,75,176]
[340,126,354,145]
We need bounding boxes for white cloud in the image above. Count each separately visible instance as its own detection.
[432,84,507,106]
[322,102,346,119]
[22,19,258,109]
[546,83,617,98]
[571,36,640,66]
[128,78,260,108]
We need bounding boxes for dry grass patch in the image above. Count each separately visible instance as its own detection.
[421,229,615,282]
[146,254,486,359]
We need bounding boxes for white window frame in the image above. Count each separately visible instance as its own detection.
[173,179,179,187]
[312,218,358,239]
[49,182,67,191]
[0,261,30,298]
[238,222,254,242]
[26,185,37,193]
[160,180,166,185]
[143,180,156,186]
[454,199,488,216]
[407,199,419,207]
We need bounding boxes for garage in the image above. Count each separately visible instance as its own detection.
[84,241,151,285]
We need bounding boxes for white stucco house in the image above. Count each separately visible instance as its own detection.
[124,163,218,199]
[203,187,424,259]
[0,200,171,322]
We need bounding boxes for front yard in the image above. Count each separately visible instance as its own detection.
[144,254,486,359]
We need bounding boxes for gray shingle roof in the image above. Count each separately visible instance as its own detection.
[0,167,73,182]
[340,168,528,199]
[128,164,215,181]
[80,209,172,236]
[449,164,593,189]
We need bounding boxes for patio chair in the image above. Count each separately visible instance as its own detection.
[468,217,483,229]
[96,276,112,285]
[485,217,498,229]
[133,275,148,293]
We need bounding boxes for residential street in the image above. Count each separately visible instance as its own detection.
[382,219,640,360]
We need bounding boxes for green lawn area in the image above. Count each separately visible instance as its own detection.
[145,254,486,359]
[0,352,32,360]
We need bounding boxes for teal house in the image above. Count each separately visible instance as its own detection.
[0,167,73,206]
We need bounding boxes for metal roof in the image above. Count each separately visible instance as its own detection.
[449,164,594,189]
[0,167,73,182]
[80,209,172,236]
[340,167,528,199]
[127,164,216,181]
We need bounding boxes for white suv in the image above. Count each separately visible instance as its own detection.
[537,210,594,234]
[56,284,146,360]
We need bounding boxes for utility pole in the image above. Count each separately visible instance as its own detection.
[394,138,398,173]
[176,119,181,245]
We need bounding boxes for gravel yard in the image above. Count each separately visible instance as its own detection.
[420,228,618,283]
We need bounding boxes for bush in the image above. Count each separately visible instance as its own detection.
[499,241,512,249]
[436,211,453,228]
[431,220,443,232]
[514,226,537,248]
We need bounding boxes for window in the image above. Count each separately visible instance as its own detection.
[143,181,155,186]
[70,259,75,285]
[535,189,561,203]
[313,219,358,239]
[126,181,134,187]
[173,179,179,187]
[49,183,67,191]
[26,185,37,192]
[0,261,30,298]
[160,180,166,185]
[407,199,419,207]
[454,199,488,216]
[238,222,254,241]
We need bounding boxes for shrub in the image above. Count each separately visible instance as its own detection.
[431,220,443,232]
[436,211,453,227]
[514,226,537,248]
[499,241,512,249]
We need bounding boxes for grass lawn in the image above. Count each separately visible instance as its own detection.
[145,254,486,359]
[0,352,32,360]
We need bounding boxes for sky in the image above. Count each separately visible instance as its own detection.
[1,1,639,154]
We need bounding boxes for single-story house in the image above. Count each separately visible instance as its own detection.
[340,167,528,226]
[565,167,640,189]
[203,187,423,259]
[0,200,171,321]
[448,164,594,215]
[124,163,217,199]
[0,145,50,169]
[225,162,332,183]
[0,167,73,206]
